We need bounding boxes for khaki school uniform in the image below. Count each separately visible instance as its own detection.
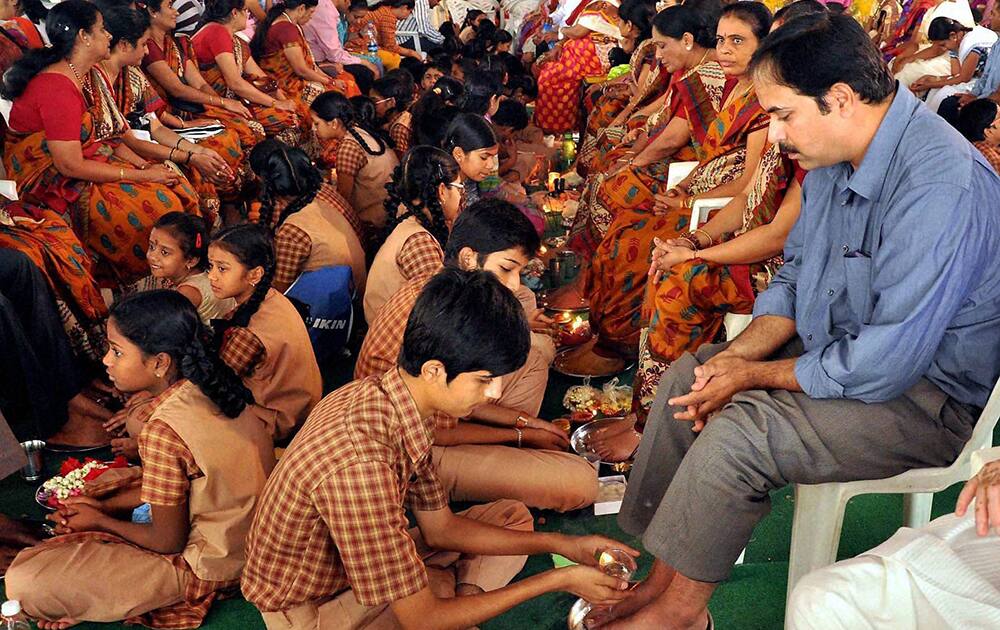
[355,273,597,512]
[219,288,323,441]
[6,380,275,628]
[242,370,532,629]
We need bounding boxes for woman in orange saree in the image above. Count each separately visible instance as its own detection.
[568,3,726,257]
[192,0,305,146]
[142,0,264,158]
[0,201,108,360]
[100,5,238,223]
[559,2,774,375]
[588,147,803,461]
[250,0,359,114]
[533,0,622,133]
[3,1,202,288]
[577,2,662,176]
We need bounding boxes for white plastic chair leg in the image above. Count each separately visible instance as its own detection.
[902,492,934,529]
[787,484,850,595]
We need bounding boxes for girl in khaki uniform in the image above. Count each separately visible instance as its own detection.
[250,140,367,294]
[6,290,275,629]
[208,224,323,441]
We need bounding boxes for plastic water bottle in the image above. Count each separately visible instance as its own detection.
[365,23,379,55]
[560,132,576,170]
[1,600,31,630]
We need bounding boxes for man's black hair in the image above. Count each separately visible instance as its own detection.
[749,13,894,113]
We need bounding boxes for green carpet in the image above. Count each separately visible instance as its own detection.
[1,362,989,629]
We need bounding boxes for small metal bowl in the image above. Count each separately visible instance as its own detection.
[568,597,593,630]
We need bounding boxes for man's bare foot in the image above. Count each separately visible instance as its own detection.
[600,605,708,630]
[36,618,80,629]
[590,417,641,462]
[47,394,113,447]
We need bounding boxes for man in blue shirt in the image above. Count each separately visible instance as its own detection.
[601,14,1000,629]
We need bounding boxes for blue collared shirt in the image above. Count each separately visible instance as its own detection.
[973,38,1000,98]
[753,86,1000,407]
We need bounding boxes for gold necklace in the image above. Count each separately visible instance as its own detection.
[680,49,711,81]
[66,60,93,99]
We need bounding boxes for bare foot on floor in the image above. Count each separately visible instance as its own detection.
[36,618,80,629]
[599,606,709,630]
[588,415,640,462]
[47,393,113,447]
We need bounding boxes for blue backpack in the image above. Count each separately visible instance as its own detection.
[284,265,354,364]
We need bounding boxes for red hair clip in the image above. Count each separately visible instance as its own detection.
[195,233,203,248]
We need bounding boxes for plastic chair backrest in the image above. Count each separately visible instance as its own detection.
[284,265,354,364]
[667,161,698,190]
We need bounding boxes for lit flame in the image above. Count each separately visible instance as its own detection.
[571,316,583,331]
[539,245,547,255]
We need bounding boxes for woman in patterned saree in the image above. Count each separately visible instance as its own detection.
[142,0,263,157]
[558,1,774,376]
[192,0,304,146]
[249,0,358,112]
[588,148,803,461]
[577,0,661,176]
[102,5,236,223]
[533,0,622,133]
[2,0,202,288]
[566,3,725,256]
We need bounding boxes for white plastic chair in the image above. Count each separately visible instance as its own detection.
[785,380,1000,618]
[396,29,422,55]
[666,160,697,190]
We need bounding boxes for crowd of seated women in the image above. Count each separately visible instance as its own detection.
[2,0,1000,626]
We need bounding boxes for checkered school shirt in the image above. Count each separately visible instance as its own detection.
[317,182,363,239]
[354,272,457,430]
[114,380,234,629]
[355,273,432,381]
[273,223,312,289]
[241,369,449,611]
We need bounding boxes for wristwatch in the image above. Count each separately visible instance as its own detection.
[515,415,529,429]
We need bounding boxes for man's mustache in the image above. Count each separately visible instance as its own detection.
[779,142,799,155]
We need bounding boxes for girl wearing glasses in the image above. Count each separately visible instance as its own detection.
[364,145,464,322]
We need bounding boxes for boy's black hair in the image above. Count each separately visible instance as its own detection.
[399,267,530,380]
[443,197,540,264]
[492,98,529,130]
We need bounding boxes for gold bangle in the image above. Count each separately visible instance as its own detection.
[119,167,125,180]
[694,228,713,247]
